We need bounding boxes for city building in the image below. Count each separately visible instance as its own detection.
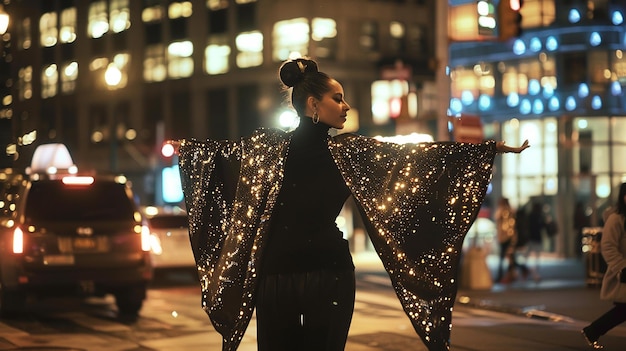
[1,0,439,210]
[448,0,626,257]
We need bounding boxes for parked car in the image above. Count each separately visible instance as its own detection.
[0,171,153,318]
[143,206,195,269]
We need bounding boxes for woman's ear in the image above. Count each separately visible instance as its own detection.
[306,96,318,115]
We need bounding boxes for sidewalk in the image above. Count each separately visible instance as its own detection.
[353,250,603,322]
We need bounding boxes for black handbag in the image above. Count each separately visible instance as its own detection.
[621,268,626,283]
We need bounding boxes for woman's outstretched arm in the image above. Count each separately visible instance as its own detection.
[496,139,530,154]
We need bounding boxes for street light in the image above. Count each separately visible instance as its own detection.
[105,64,122,172]
[0,5,8,35]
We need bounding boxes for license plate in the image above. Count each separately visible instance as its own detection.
[74,237,97,250]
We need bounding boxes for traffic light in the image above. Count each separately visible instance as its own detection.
[160,141,176,166]
[498,0,523,41]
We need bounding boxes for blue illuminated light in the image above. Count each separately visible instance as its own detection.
[162,165,184,203]
[528,79,541,95]
[542,83,554,98]
[450,98,463,114]
[513,39,526,55]
[546,36,558,51]
[565,96,577,111]
[520,99,531,115]
[591,96,602,110]
[611,81,623,96]
[568,9,581,23]
[506,93,520,107]
[532,99,544,114]
[612,11,624,25]
[461,90,474,105]
[478,94,491,111]
[530,37,542,52]
[548,97,560,111]
[578,83,589,98]
[590,32,602,46]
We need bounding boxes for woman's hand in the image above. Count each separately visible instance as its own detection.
[496,139,530,154]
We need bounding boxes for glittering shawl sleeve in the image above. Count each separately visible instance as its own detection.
[178,130,289,351]
[329,135,497,351]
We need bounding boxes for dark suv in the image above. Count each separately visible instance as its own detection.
[0,171,153,317]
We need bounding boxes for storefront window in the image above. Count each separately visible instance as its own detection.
[612,116,626,173]
[573,117,610,174]
[501,117,558,207]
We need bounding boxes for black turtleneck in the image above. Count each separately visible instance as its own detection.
[262,117,354,275]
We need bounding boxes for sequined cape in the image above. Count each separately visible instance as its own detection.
[178,128,497,351]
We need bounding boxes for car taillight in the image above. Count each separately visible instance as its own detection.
[141,225,152,252]
[13,227,24,254]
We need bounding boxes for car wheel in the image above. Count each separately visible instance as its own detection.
[114,284,146,318]
[0,289,26,318]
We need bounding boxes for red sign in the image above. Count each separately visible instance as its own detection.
[451,114,484,143]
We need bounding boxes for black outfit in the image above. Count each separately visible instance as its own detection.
[583,303,626,342]
[257,117,355,350]
[178,124,498,351]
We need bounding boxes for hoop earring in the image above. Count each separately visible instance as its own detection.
[312,112,320,124]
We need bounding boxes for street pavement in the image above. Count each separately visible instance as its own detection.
[1,250,624,351]
[348,250,626,351]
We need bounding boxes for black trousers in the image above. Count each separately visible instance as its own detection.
[256,269,355,351]
[586,302,626,339]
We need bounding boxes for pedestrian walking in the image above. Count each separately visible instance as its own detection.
[171,57,529,351]
[495,197,528,283]
[582,183,626,349]
[524,201,546,281]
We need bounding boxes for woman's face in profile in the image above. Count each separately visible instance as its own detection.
[315,79,351,129]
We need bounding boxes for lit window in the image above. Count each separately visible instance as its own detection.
[169,1,193,19]
[59,7,77,44]
[61,61,78,94]
[312,18,336,59]
[207,0,229,10]
[144,44,167,82]
[88,1,109,38]
[168,41,194,78]
[235,0,257,3]
[42,64,58,99]
[360,21,378,53]
[273,18,309,61]
[39,12,58,47]
[110,0,131,33]
[371,80,409,125]
[205,35,230,74]
[18,66,33,101]
[142,5,164,23]
[18,18,32,50]
[389,21,405,53]
[236,31,262,68]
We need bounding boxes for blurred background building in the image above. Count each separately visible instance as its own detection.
[1,0,439,204]
[1,0,625,259]
[448,0,626,258]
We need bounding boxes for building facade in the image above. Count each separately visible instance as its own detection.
[449,0,626,257]
[2,0,439,208]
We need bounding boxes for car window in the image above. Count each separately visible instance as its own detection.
[149,215,189,229]
[25,181,135,222]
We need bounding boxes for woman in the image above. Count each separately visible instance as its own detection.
[582,183,626,349]
[174,58,529,351]
[495,197,528,283]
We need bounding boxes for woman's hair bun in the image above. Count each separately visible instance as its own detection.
[279,58,319,87]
